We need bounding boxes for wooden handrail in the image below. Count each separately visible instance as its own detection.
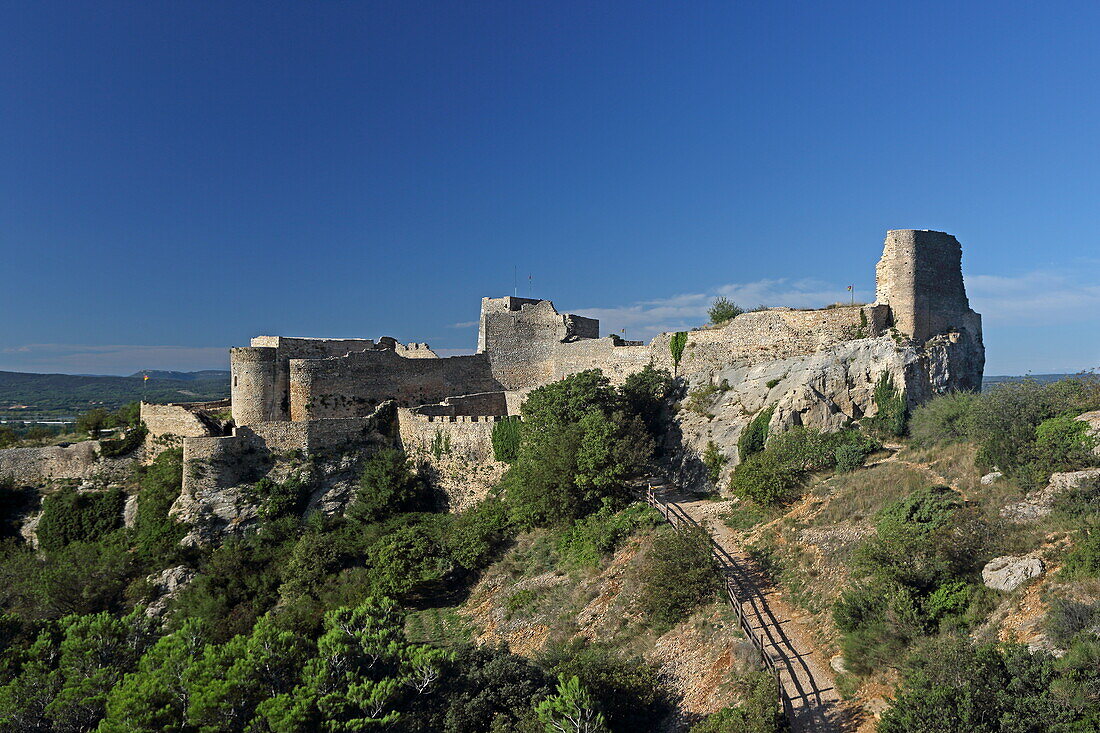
[643,483,788,717]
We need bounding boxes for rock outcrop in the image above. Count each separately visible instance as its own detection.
[1001,468,1100,522]
[982,555,1045,592]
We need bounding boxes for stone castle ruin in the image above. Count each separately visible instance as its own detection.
[0,229,984,542]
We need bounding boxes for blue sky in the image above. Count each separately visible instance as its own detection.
[1,1,1098,376]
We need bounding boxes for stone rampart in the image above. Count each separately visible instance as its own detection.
[0,441,135,484]
[649,304,890,378]
[288,350,501,421]
[142,400,228,440]
[411,391,509,417]
[552,338,652,384]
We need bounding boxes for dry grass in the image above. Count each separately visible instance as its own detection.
[811,462,929,526]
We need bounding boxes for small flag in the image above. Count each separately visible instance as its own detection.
[847,285,853,292]
[143,374,149,382]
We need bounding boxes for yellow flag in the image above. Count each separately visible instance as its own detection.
[143,374,149,382]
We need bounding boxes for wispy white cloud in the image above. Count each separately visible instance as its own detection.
[0,344,229,376]
[449,321,479,329]
[966,271,1100,325]
[573,279,870,341]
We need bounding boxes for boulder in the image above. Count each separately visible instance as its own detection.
[980,471,1003,486]
[145,565,196,618]
[123,493,139,528]
[982,555,1044,592]
[1001,468,1100,522]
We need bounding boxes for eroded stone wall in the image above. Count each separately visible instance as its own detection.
[0,442,135,484]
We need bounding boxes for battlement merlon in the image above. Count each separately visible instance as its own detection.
[874,229,983,345]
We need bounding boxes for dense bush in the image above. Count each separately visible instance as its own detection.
[556,502,662,568]
[347,448,432,524]
[834,486,994,675]
[131,448,187,566]
[36,486,127,552]
[737,406,774,460]
[878,636,1100,732]
[1062,526,1100,579]
[540,640,665,732]
[620,365,675,440]
[491,418,522,463]
[98,424,148,458]
[503,370,654,527]
[908,391,980,447]
[637,525,720,628]
[731,428,878,505]
[702,441,727,484]
[708,297,743,325]
[689,671,783,733]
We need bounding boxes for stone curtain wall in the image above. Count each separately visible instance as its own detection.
[141,401,227,440]
[0,442,135,484]
[411,391,509,417]
[552,338,652,385]
[648,305,891,379]
[396,408,509,510]
[288,351,502,421]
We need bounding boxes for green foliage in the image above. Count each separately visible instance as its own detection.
[555,503,662,568]
[620,365,675,439]
[131,448,187,567]
[504,371,653,528]
[731,428,878,505]
[909,391,980,447]
[685,383,721,416]
[491,418,523,463]
[971,376,1100,487]
[877,636,1098,733]
[535,675,610,733]
[834,486,994,676]
[36,486,126,552]
[669,332,688,368]
[702,441,727,484]
[0,427,16,448]
[689,671,783,733]
[98,424,148,458]
[765,378,780,389]
[540,641,664,732]
[1044,598,1100,647]
[115,401,141,428]
[347,448,431,524]
[638,525,720,628]
[444,496,514,572]
[738,406,774,460]
[707,297,743,325]
[866,371,907,437]
[76,407,112,438]
[1061,526,1100,579]
[431,429,452,458]
[834,443,866,473]
[248,471,313,521]
[0,477,28,539]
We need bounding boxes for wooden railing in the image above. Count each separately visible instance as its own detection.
[643,484,791,723]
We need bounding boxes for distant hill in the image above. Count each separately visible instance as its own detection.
[0,370,230,414]
[983,374,1076,391]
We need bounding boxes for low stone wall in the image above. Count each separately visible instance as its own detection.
[412,391,509,417]
[396,408,509,510]
[553,338,652,385]
[142,400,228,440]
[0,441,136,485]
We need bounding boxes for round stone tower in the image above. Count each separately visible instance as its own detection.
[230,346,280,425]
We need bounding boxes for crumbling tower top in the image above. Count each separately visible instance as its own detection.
[874,229,981,343]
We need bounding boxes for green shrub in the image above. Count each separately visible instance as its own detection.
[638,525,720,628]
[834,442,867,473]
[76,407,112,438]
[738,406,774,460]
[689,671,783,732]
[99,424,148,458]
[36,486,126,552]
[702,441,727,484]
[620,365,675,439]
[686,383,721,416]
[764,378,780,389]
[491,418,522,463]
[708,297,743,325]
[1062,527,1100,579]
[909,391,979,447]
[443,497,513,572]
[866,372,907,437]
[731,427,878,504]
[347,448,431,524]
[132,448,187,566]
[556,502,662,568]
[1045,598,1100,647]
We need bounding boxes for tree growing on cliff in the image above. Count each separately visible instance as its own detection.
[668,333,687,374]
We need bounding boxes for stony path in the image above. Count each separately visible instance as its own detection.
[648,483,851,733]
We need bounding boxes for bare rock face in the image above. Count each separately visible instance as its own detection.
[123,493,139,528]
[145,565,196,618]
[1001,468,1100,522]
[982,555,1044,592]
[981,471,1004,486]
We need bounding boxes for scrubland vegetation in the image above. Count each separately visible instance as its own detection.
[721,374,1100,730]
